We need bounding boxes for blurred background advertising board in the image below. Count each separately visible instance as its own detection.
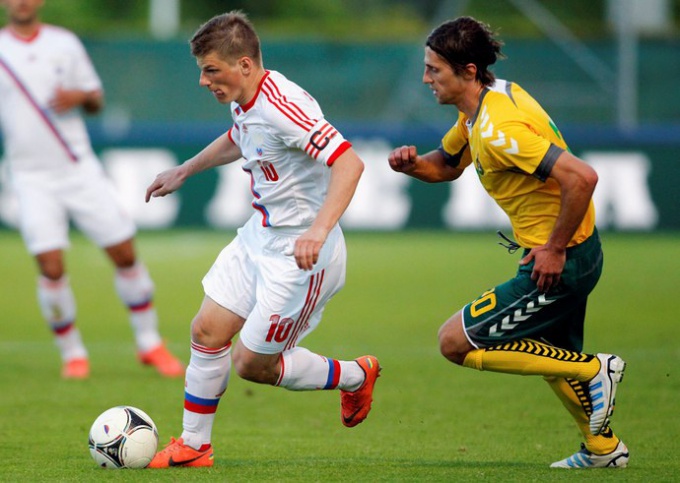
[1,0,678,230]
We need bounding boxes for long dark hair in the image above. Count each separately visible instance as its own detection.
[426,16,504,85]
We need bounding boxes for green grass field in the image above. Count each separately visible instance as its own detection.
[1,229,678,481]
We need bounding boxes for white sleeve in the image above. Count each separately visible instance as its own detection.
[227,123,240,147]
[66,33,102,92]
[298,118,350,166]
[266,98,349,166]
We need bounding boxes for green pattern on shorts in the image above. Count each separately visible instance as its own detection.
[463,230,603,352]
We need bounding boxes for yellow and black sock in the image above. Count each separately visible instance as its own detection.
[462,339,600,381]
[545,376,620,455]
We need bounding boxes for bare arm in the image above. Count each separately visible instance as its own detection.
[388,145,464,182]
[520,150,598,292]
[145,131,242,202]
[294,147,364,270]
[50,87,103,114]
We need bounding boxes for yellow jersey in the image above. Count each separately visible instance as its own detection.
[440,79,595,248]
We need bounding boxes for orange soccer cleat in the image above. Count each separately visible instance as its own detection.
[139,344,184,378]
[62,358,89,379]
[148,437,214,468]
[340,355,381,428]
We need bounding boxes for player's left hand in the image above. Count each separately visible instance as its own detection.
[294,227,327,271]
[519,245,566,293]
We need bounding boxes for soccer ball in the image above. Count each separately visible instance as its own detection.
[88,406,159,469]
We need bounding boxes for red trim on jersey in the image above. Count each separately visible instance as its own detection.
[305,122,338,159]
[253,201,271,227]
[6,25,41,43]
[326,141,352,166]
[242,167,271,226]
[266,79,316,127]
[261,77,316,131]
[240,71,270,113]
[227,126,235,144]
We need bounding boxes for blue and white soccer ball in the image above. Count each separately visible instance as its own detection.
[88,406,158,469]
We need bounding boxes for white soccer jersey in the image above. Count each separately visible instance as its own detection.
[0,25,102,172]
[227,70,351,229]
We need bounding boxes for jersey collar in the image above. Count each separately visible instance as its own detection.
[7,24,42,43]
[468,87,490,127]
[239,70,270,113]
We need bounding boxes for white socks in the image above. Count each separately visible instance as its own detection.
[182,342,232,450]
[114,262,161,353]
[38,262,161,361]
[37,275,87,362]
[179,344,366,450]
[277,347,365,391]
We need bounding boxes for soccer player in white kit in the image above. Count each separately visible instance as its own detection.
[0,0,183,379]
[145,11,381,468]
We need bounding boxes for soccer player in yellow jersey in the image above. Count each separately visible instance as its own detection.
[388,17,629,469]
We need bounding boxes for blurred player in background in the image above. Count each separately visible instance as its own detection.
[388,16,628,469]
[144,11,379,468]
[0,0,183,379]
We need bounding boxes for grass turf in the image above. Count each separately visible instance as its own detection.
[0,229,678,481]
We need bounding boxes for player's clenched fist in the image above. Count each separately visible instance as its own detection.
[388,145,418,173]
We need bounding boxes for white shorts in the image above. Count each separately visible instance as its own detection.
[202,215,347,354]
[11,157,136,254]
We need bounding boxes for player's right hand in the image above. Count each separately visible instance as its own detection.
[294,226,327,271]
[145,166,187,202]
[388,145,418,173]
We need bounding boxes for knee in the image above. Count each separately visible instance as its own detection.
[112,252,136,269]
[36,249,65,279]
[38,259,64,280]
[190,317,209,345]
[190,314,230,349]
[106,239,137,269]
[438,322,469,366]
[438,337,468,366]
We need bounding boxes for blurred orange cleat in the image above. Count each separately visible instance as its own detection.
[62,358,89,379]
[139,344,184,378]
